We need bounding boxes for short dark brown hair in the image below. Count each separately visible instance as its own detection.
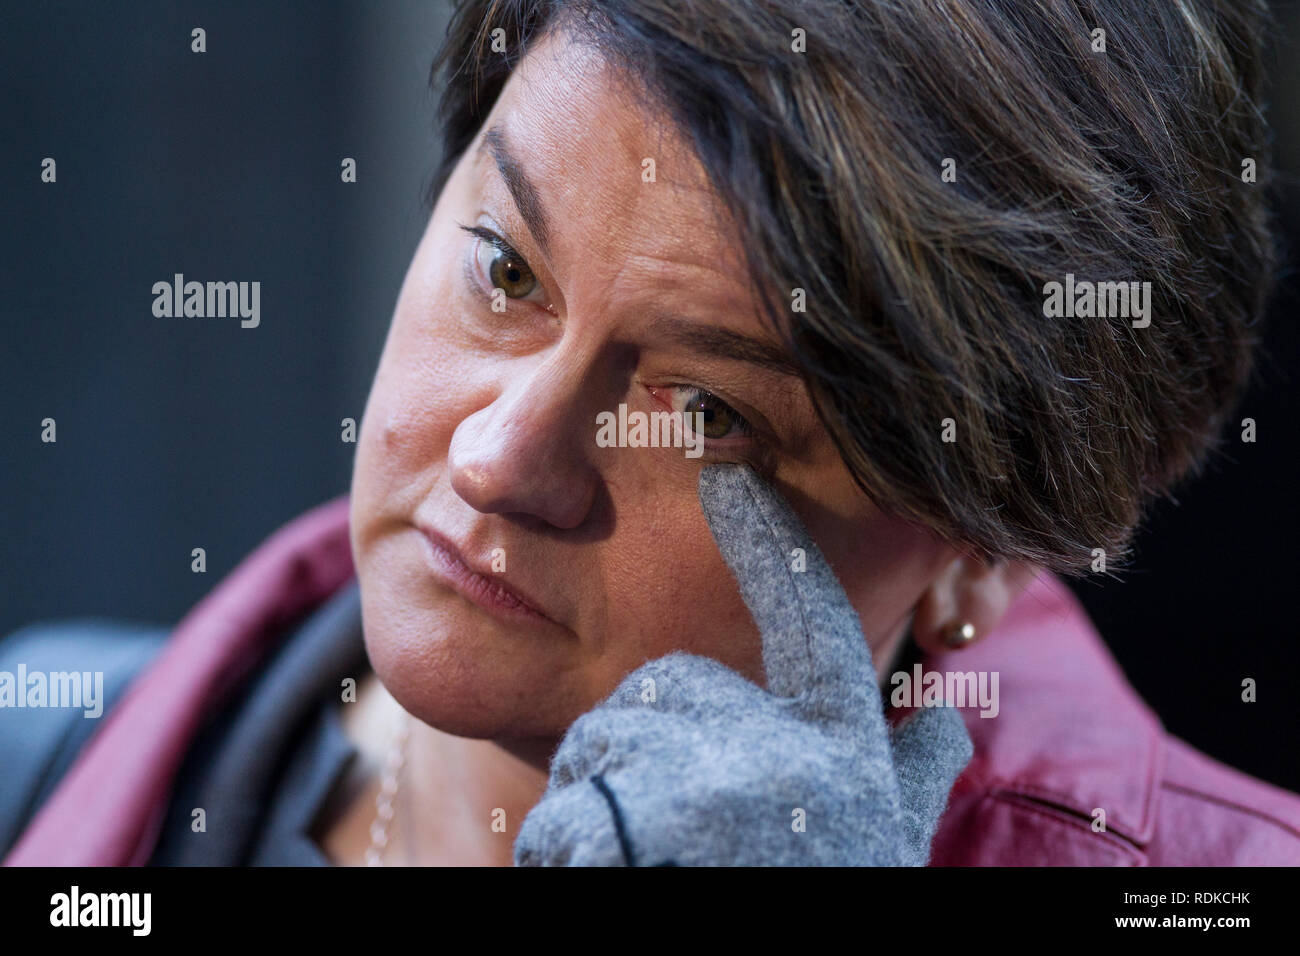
[428,0,1276,573]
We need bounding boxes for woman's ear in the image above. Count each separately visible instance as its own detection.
[910,552,1039,654]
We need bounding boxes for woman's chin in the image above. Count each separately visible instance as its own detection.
[359,602,584,741]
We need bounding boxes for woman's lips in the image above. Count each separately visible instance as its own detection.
[416,526,557,626]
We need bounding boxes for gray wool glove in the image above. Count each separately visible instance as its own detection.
[513,462,974,866]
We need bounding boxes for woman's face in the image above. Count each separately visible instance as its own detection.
[350,30,951,744]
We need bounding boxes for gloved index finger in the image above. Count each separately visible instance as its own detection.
[697,463,886,729]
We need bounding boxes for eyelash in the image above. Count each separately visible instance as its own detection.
[457,223,548,307]
[459,222,517,262]
[456,221,767,457]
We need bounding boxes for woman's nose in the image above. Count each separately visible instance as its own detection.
[448,361,601,530]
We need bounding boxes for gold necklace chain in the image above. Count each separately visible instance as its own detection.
[364,710,411,866]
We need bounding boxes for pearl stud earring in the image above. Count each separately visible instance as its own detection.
[944,621,977,649]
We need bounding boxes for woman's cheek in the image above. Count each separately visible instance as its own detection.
[363,294,491,475]
[598,487,765,686]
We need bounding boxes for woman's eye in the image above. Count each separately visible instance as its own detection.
[667,387,755,441]
[470,229,538,300]
[480,241,537,299]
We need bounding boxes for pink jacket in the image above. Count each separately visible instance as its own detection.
[6,497,1299,866]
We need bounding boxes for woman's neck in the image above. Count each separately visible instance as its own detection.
[402,710,554,866]
[323,672,551,867]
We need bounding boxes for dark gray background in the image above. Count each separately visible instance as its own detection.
[2,1,1297,793]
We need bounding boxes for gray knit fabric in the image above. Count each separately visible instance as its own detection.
[514,463,973,866]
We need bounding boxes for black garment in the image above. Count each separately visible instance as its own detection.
[149,581,368,865]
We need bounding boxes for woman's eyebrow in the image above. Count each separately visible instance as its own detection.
[649,316,802,378]
[476,126,798,380]
[477,124,552,259]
